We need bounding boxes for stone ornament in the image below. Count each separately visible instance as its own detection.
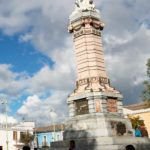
[110,121,127,136]
[95,100,101,112]
[116,122,126,136]
[75,0,95,11]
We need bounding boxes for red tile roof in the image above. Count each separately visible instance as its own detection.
[124,102,149,110]
[35,124,65,133]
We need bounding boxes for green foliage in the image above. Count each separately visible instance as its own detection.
[146,58,150,78]
[128,115,144,129]
[142,58,150,107]
[20,131,34,145]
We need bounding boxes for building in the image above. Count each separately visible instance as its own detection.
[35,124,64,149]
[123,103,150,137]
[0,122,35,150]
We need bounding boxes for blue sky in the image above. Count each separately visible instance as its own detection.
[0,35,51,73]
[0,0,150,125]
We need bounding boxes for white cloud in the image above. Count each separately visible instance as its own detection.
[0,64,28,96]
[0,43,75,124]
[20,33,33,42]
[17,94,68,124]
[105,24,150,103]
[0,114,17,125]
[27,40,75,95]
[17,95,42,115]
[0,64,16,81]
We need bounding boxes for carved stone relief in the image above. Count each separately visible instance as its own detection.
[76,76,109,87]
[75,98,89,115]
[95,100,101,112]
[107,99,118,112]
[110,121,126,136]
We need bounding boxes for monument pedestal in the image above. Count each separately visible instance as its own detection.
[64,114,132,140]
[50,91,150,150]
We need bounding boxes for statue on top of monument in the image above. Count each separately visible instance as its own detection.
[75,0,95,11]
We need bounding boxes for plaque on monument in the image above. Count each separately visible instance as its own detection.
[75,99,89,115]
[107,99,117,112]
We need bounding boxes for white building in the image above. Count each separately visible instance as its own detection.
[0,122,35,150]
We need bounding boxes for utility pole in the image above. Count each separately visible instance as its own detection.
[49,108,56,142]
[0,98,8,150]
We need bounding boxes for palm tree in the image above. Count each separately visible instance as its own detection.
[20,131,34,145]
[128,115,144,129]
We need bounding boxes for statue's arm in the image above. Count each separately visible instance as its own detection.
[75,0,80,8]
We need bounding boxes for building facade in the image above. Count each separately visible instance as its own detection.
[123,103,150,137]
[0,122,35,150]
[35,124,64,149]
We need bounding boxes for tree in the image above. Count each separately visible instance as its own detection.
[128,115,144,129]
[142,58,150,107]
[20,131,34,145]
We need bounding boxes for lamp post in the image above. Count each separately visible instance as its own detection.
[49,108,56,142]
[34,121,39,150]
[0,99,8,150]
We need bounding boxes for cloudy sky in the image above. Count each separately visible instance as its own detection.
[0,0,150,125]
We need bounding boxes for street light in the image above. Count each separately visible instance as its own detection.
[0,98,8,150]
[33,121,39,149]
[49,108,56,142]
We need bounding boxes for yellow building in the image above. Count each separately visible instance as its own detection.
[123,103,150,137]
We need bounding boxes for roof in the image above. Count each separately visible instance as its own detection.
[124,102,149,110]
[35,124,65,133]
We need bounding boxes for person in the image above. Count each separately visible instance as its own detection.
[126,145,135,150]
[140,126,149,137]
[69,140,76,150]
[134,126,142,137]
[22,145,30,150]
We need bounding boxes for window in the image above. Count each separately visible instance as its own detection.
[13,131,17,141]
[20,132,25,141]
[57,135,59,140]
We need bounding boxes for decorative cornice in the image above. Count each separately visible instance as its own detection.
[69,17,104,33]
[73,28,101,38]
[76,76,110,87]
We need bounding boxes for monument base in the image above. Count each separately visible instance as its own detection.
[50,114,150,150]
[50,137,150,150]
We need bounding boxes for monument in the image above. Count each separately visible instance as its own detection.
[51,0,150,149]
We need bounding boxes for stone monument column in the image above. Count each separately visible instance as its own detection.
[50,1,150,149]
[67,0,123,118]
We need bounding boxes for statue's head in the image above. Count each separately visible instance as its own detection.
[89,0,93,4]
